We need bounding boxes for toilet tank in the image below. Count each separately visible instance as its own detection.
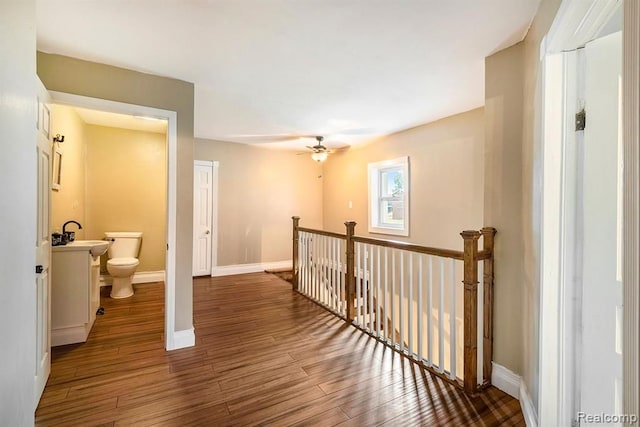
[105,232,143,259]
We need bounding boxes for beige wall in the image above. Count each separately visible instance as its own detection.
[49,106,166,271]
[50,104,86,239]
[38,52,194,332]
[484,0,561,410]
[85,125,167,271]
[484,42,525,378]
[195,139,323,266]
[323,108,484,251]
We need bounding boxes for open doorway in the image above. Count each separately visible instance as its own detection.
[48,91,180,351]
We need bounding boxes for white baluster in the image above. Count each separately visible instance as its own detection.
[478,260,484,385]
[356,242,362,326]
[376,245,381,336]
[384,247,389,341]
[314,235,319,301]
[331,239,340,313]
[391,249,396,347]
[418,255,423,361]
[301,233,306,295]
[400,251,404,352]
[362,244,368,329]
[449,258,456,380]
[338,239,343,315]
[369,244,374,332]
[438,257,445,373]
[427,255,433,367]
[408,252,413,357]
[323,235,327,305]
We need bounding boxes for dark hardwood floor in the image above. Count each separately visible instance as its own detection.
[36,273,524,426]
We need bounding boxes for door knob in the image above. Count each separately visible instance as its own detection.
[205,230,210,235]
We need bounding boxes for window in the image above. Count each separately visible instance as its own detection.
[368,156,409,236]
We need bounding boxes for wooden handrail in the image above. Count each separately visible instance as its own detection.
[297,227,347,240]
[353,236,464,260]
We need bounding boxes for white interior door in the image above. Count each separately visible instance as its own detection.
[35,78,52,406]
[579,30,623,423]
[192,160,217,276]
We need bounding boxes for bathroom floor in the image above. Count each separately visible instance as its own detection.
[35,273,524,426]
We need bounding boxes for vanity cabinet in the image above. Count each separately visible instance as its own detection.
[51,248,101,346]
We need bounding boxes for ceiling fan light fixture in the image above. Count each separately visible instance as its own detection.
[311,151,328,162]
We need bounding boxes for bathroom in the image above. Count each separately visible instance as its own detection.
[50,103,168,338]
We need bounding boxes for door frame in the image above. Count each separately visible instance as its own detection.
[538,0,639,424]
[48,91,181,351]
[193,159,218,276]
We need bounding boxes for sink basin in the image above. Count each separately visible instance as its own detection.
[78,240,110,257]
[52,240,111,257]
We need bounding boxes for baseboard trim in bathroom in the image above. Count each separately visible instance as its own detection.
[210,260,292,277]
[167,326,195,351]
[51,324,92,347]
[100,270,166,287]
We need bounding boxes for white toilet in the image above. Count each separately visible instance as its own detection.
[105,231,142,299]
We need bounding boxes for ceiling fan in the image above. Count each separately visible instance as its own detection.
[229,133,353,162]
[305,136,330,162]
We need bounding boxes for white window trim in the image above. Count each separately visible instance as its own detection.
[367,156,409,236]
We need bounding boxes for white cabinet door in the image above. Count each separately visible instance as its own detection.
[35,78,52,406]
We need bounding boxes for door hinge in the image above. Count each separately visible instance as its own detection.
[35,265,43,274]
[575,108,586,131]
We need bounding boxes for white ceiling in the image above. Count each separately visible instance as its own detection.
[74,107,167,134]
[36,0,539,149]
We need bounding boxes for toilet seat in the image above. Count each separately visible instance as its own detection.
[107,257,139,267]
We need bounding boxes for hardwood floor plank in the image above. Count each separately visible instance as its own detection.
[36,273,524,426]
[290,407,350,427]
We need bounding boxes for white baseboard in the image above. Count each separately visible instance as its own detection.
[100,270,165,286]
[492,362,521,398]
[520,380,538,427]
[51,323,92,347]
[210,260,292,277]
[492,362,538,427]
[166,326,195,350]
[132,271,165,284]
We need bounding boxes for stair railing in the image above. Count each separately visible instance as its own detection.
[292,216,496,394]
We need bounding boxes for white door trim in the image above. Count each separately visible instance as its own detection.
[539,0,634,425]
[193,159,218,276]
[48,91,179,351]
[622,0,640,421]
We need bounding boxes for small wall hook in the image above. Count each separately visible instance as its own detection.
[53,134,65,143]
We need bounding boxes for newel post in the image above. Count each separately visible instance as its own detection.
[461,230,481,394]
[480,227,497,386]
[292,216,300,291]
[344,221,357,321]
